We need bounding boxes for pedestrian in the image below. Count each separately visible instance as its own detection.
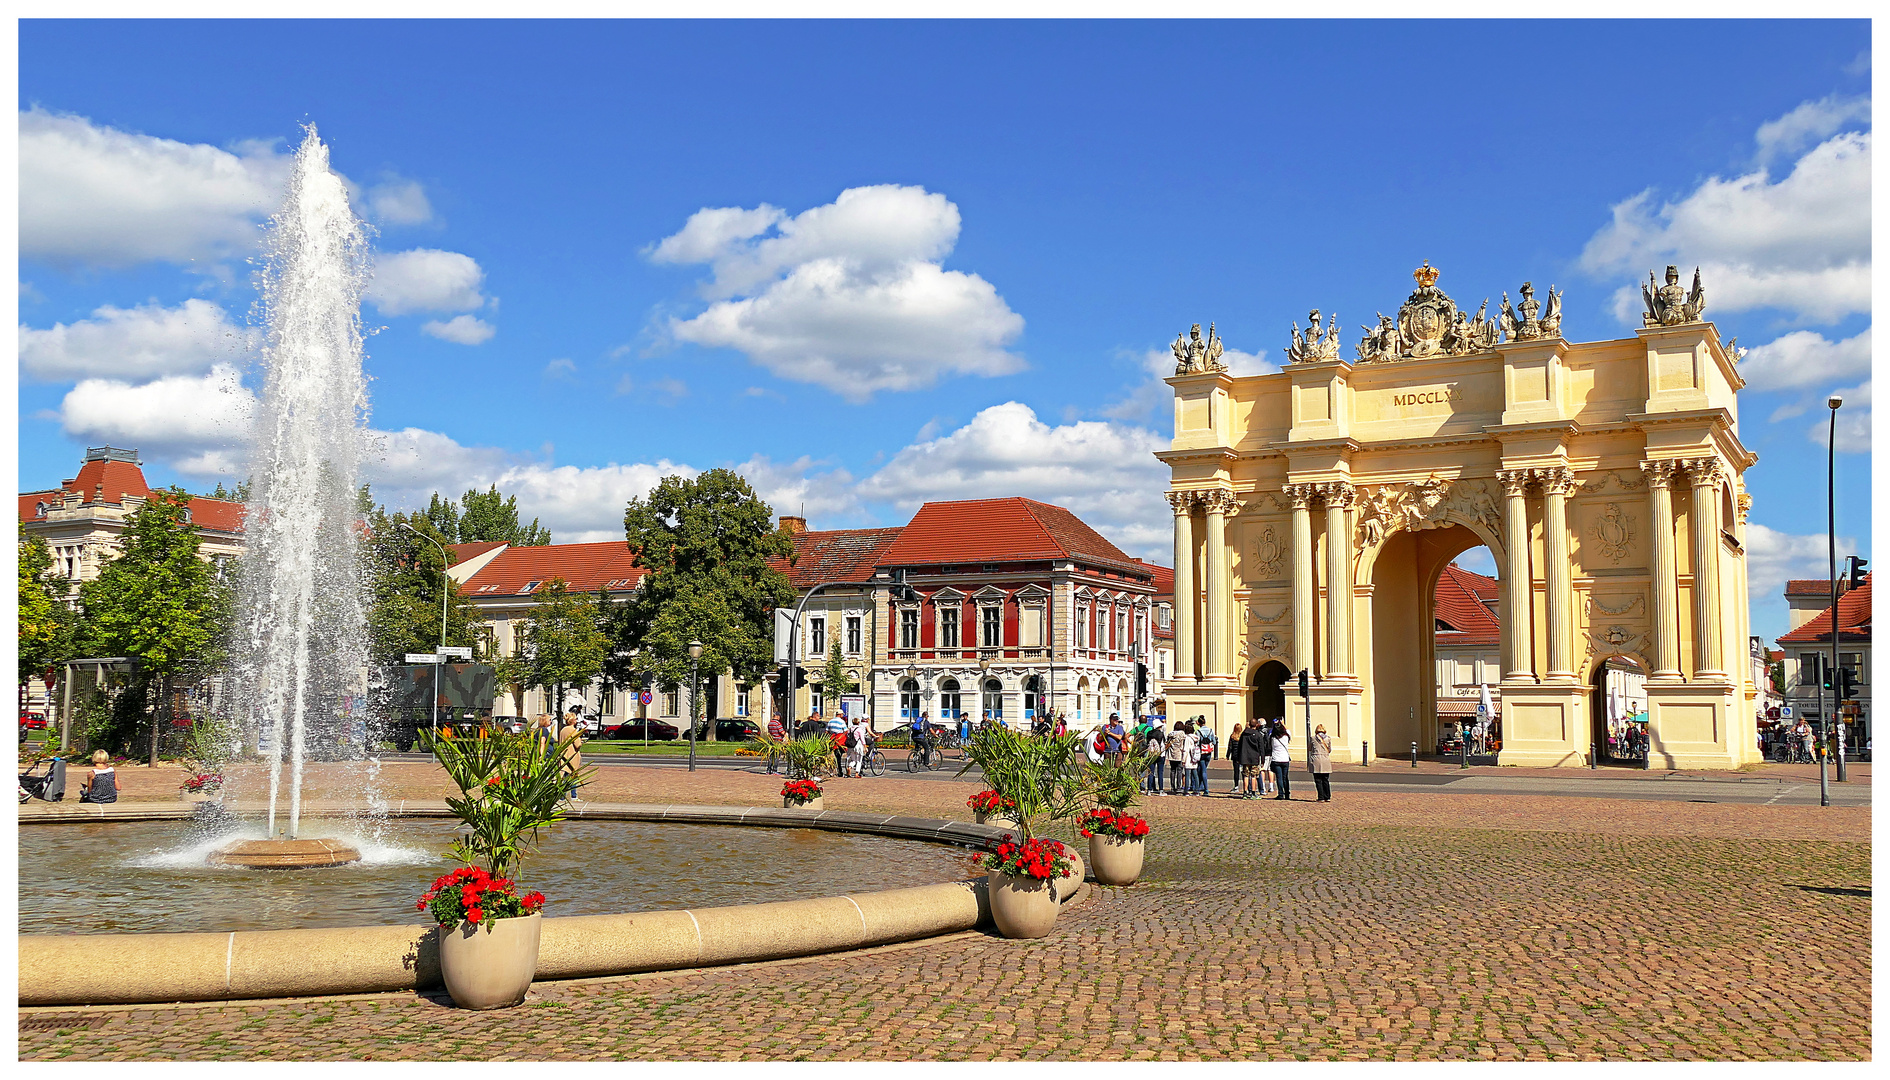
[1144,722,1167,794]
[1195,721,1216,796]
[557,713,584,799]
[1308,723,1333,802]
[847,715,871,777]
[1227,721,1245,794]
[1268,720,1293,800]
[826,711,848,775]
[1103,712,1126,766]
[1165,721,1188,794]
[1179,720,1202,796]
[1238,720,1269,798]
[77,749,118,804]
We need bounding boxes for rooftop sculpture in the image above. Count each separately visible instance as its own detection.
[1641,265,1707,326]
[1171,322,1226,374]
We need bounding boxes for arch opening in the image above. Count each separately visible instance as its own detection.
[1367,525,1501,759]
[1251,660,1290,723]
[1591,655,1650,767]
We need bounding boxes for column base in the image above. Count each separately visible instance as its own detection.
[1645,682,1750,769]
[1165,681,1246,749]
[1494,682,1589,767]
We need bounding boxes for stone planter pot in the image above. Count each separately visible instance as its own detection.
[180,791,220,804]
[974,810,1019,830]
[1052,843,1084,903]
[986,870,1060,939]
[439,912,541,1010]
[785,796,823,810]
[1087,834,1145,886]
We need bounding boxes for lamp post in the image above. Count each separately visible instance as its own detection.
[398,522,449,736]
[1827,396,1847,785]
[688,639,703,772]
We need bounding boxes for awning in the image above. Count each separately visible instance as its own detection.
[1436,699,1498,716]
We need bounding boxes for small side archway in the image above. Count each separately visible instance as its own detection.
[1251,660,1290,722]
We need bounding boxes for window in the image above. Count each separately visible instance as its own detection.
[1024,675,1043,718]
[811,688,824,717]
[663,689,680,716]
[599,685,614,716]
[982,678,1004,720]
[1076,605,1090,649]
[899,609,919,650]
[1020,604,1043,648]
[520,581,541,595]
[1842,652,1867,683]
[1116,610,1128,652]
[846,615,862,655]
[939,678,961,719]
[940,606,960,649]
[1157,604,1172,630]
[900,678,920,721]
[736,686,749,717]
[1159,654,1168,680]
[982,606,1002,647]
[810,617,826,656]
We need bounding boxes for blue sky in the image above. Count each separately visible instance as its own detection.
[16,19,1872,643]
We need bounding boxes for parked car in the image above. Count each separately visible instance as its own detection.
[19,712,48,730]
[492,715,529,735]
[714,718,761,742]
[600,719,679,741]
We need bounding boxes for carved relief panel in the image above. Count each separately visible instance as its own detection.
[1574,498,1645,571]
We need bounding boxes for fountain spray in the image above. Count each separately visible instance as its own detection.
[237,126,371,840]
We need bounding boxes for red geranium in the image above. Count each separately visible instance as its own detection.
[966,790,1017,815]
[1078,808,1150,840]
[180,771,223,793]
[979,835,1074,881]
[782,778,823,805]
[417,865,546,930]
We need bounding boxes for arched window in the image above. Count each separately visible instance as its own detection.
[900,678,920,722]
[1023,675,1043,719]
[1074,676,1090,721]
[982,678,1004,722]
[939,678,961,720]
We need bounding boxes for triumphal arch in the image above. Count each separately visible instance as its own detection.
[1159,263,1760,769]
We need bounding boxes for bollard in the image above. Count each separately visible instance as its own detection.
[1411,741,1417,768]
[1590,743,1597,770]
[1361,740,1369,766]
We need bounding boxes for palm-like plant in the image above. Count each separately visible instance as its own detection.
[421,726,593,878]
[958,725,1087,840]
[1083,746,1153,811]
[751,728,836,779]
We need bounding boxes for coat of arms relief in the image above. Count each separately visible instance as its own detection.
[1588,503,1635,565]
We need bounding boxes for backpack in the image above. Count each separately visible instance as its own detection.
[1256,728,1274,759]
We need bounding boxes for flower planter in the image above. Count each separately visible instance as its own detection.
[1052,844,1084,903]
[986,870,1060,939]
[1088,834,1145,886]
[180,791,221,804]
[974,811,1019,829]
[439,911,542,1010]
[785,796,823,810]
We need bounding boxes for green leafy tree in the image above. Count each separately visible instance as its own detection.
[362,507,482,668]
[208,478,253,502]
[77,488,221,762]
[424,492,462,544]
[617,470,795,740]
[18,527,74,692]
[821,638,856,705]
[508,578,607,719]
[460,484,552,546]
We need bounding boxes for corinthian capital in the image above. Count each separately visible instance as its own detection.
[1281,483,1316,510]
[1316,481,1355,509]
[1639,460,1677,489]
[1166,490,1198,514]
[1200,489,1239,515]
[1496,469,1532,497]
[1533,466,1576,496]
[1681,457,1724,489]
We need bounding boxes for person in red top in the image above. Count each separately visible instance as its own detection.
[766,715,786,742]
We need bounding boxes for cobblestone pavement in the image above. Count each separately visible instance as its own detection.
[19,766,1870,1061]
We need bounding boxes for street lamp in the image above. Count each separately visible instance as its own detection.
[688,639,704,773]
[1827,395,1847,789]
[398,522,449,736]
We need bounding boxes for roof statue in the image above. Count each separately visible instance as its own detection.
[1355,262,1498,362]
[1171,321,1226,374]
[1285,309,1343,364]
[1641,265,1706,327]
[1505,281,1565,342]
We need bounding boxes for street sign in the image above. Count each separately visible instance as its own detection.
[405,653,442,664]
[439,646,473,659]
[1780,705,1795,719]
[638,690,654,706]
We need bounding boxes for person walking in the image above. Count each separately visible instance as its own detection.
[1195,722,1216,796]
[1238,720,1269,798]
[1308,723,1333,802]
[1165,721,1188,795]
[557,713,584,799]
[1144,721,1167,794]
[847,715,871,777]
[1268,720,1293,800]
[1180,720,1202,796]
[1103,712,1126,766]
[1227,721,1245,794]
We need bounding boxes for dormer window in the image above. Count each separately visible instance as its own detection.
[519,581,541,595]
[34,502,46,517]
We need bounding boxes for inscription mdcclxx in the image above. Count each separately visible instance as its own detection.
[1390,386,1464,407]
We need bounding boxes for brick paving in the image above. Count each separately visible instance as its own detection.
[19,764,1870,1061]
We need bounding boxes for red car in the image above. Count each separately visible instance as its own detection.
[600,719,679,741]
[19,713,48,730]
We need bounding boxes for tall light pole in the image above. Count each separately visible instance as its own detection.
[688,639,704,772]
[1827,396,1847,784]
[399,522,449,736]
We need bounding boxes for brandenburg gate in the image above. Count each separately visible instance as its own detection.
[1159,263,1760,769]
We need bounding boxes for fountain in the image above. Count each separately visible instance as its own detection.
[215,126,373,869]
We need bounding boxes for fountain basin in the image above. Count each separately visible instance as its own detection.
[208,837,362,869]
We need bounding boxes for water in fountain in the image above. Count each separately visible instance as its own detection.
[230,126,372,843]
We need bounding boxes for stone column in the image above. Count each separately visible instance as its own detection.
[1686,458,1726,678]
[1286,484,1316,676]
[1641,461,1683,681]
[1167,492,1197,682]
[1538,466,1576,681]
[1322,482,1354,678]
[1497,470,1535,681]
[1203,490,1234,680]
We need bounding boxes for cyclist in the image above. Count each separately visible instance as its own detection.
[911,711,937,765]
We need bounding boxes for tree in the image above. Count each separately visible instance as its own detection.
[18,527,74,701]
[821,638,857,707]
[424,492,462,544]
[77,488,221,762]
[208,478,252,502]
[506,578,607,719]
[362,506,482,668]
[460,484,552,546]
[617,470,795,740]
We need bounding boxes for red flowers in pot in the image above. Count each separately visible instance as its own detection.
[1078,808,1150,840]
[782,778,823,805]
[418,866,545,931]
[979,835,1073,880]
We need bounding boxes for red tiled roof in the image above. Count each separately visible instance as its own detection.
[1135,559,1175,600]
[877,498,1148,577]
[1435,563,1501,647]
[1777,575,1871,645]
[18,460,243,532]
[769,527,905,589]
[459,541,646,597]
[449,540,508,566]
[1785,579,1838,597]
[1452,565,1500,603]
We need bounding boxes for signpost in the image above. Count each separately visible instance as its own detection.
[406,653,443,732]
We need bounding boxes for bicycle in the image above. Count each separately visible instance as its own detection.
[862,745,887,777]
[909,738,939,772]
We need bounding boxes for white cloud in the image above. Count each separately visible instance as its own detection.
[20,298,257,382]
[482,461,696,544]
[20,107,291,269]
[1737,326,1872,392]
[1103,342,1274,421]
[1805,381,1871,454]
[653,184,1025,401]
[733,454,865,526]
[365,178,434,226]
[57,364,257,475]
[1581,126,1870,323]
[1755,93,1871,164]
[422,315,496,345]
[544,358,577,379]
[369,248,488,315]
[1745,523,1859,615]
[859,401,1171,559]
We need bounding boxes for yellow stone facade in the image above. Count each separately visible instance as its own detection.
[1160,267,1760,769]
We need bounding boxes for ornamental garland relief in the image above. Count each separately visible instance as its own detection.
[1240,631,1288,661]
[1354,477,1501,548]
[1582,593,1649,661]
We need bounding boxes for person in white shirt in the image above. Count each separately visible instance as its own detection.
[1268,720,1294,800]
[1181,721,1203,796]
[846,717,872,777]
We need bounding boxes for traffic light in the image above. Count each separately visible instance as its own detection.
[771,664,808,690]
[1837,667,1857,702]
[1847,556,1868,590]
[887,568,922,604]
[1297,668,1311,699]
[1134,662,1149,698]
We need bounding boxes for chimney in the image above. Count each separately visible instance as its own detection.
[779,516,808,536]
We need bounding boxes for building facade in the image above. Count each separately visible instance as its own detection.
[1160,263,1759,768]
[1776,574,1870,753]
